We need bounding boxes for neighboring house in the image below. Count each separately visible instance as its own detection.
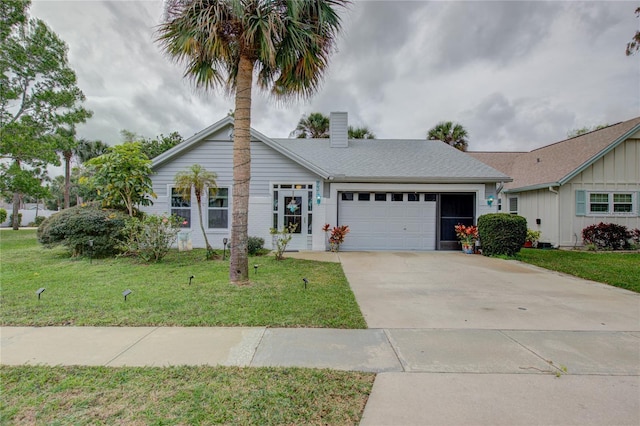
[469,116,640,248]
[146,112,509,251]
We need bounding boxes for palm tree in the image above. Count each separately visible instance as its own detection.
[174,164,218,256]
[74,139,109,164]
[157,0,348,284]
[427,121,469,152]
[348,125,375,139]
[290,112,330,138]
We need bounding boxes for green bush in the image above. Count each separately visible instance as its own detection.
[478,213,527,257]
[28,216,47,227]
[37,203,129,257]
[9,213,22,227]
[0,208,6,223]
[118,214,181,262]
[247,236,265,255]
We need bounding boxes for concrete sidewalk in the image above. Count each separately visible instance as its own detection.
[2,326,639,425]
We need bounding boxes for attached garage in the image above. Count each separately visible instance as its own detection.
[338,192,437,250]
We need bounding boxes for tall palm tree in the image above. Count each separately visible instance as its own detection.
[157,0,348,284]
[290,112,330,138]
[427,121,469,152]
[174,164,218,256]
[348,125,375,139]
[74,139,109,164]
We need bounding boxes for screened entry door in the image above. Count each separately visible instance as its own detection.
[277,190,310,250]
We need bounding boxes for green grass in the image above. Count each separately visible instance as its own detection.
[0,230,366,328]
[0,365,375,425]
[517,248,640,293]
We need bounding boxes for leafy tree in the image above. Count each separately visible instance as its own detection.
[174,164,218,256]
[0,1,91,229]
[348,125,375,139]
[290,112,330,138]
[140,132,184,159]
[427,121,469,152]
[626,7,640,56]
[157,0,348,284]
[85,143,156,217]
[567,124,610,138]
[74,139,109,164]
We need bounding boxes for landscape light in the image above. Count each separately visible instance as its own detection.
[254,265,258,275]
[189,275,194,285]
[122,289,132,301]
[302,277,308,290]
[36,288,45,300]
[222,237,228,260]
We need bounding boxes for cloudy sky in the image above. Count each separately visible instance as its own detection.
[30,0,640,152]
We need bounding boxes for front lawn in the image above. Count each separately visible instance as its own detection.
[0,365,374,425]
[0,230,366,328]
[517,248,640,293]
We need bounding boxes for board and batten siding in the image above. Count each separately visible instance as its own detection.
[145,125,322,249]
[559,137,640,247]
[511,189,559,246]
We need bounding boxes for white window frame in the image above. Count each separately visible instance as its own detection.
[170,187,191,228]
[207,187,230,229]
[508,197,518,215]
[587,191,636,216]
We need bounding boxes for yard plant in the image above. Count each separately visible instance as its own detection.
[518,249,640,293]
[1,365,374,425]
[1,230,366,328]
[478,213,527,256]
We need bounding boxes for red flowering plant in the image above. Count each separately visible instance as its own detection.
[323,223,350,252]
[454,223,478,248]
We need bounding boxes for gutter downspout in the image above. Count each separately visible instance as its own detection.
[548,186,560,247]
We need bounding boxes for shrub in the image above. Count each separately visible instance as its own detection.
[270,224,296,261]
[630,229,640,249]
[28,216,46,227]
[582,222,631,250]
[0,208,6,223]
[247,236,265,255]
[118,214,181,262]
[9,213,22,227]
[477,213,527,257]
[37,203,129,257]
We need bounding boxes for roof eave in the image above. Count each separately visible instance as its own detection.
[504,182,560,193]
[328,176,512,184]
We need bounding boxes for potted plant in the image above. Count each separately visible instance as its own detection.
[525,229,541,248]
[454,224,478,254]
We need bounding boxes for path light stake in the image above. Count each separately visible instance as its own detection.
[122,289,132,301]
[302,278,308,290]
[36,288,45,300]
[189,275,194,285]
[254,265,258,275]
[88,239,94,264]
[222,237,228,260]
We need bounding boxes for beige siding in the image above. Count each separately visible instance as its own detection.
[560,138,640,246]
[512,189,559,245]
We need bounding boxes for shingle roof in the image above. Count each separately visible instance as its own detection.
[468,116,640,191]
[271,138,510,182]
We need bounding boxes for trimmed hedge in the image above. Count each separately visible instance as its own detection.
[478,213,527,257]
[37,203,129,257]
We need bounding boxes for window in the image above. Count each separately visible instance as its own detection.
[374,193,387,201]
[508,197,518,215]
[424,193,436,202]
[208,188,229,228]
[171,188,191,227]
[407,193,419,202]
[358,193,371,201]
[586,191,636,215]
[391,193,403,202]
[341,192,354,201]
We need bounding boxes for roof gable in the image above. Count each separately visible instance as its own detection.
[469,116,640,191]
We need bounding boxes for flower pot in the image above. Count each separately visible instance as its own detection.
[462,244,474,254]
[524,241,533,248]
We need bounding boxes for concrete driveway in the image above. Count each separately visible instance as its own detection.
[338,251,640,331]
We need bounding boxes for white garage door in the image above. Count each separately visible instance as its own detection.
[338,192,437,251]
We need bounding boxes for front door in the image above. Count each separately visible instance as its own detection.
[277,189,311,250]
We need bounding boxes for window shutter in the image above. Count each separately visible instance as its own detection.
[575,190,586,216]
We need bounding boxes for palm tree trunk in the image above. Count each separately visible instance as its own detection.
[196,196,212,251]
[230,55,253,284]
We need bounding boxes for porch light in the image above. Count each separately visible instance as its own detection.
[487,195,494,207]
